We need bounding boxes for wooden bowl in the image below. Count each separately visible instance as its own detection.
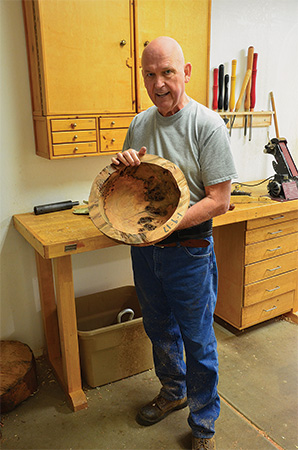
[88,154,190,246]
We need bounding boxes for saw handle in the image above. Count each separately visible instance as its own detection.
[229,59,237,111]
[250,53,258,111]
[235,69,252,112]
[212,68,218,110]
[244,46,254,111]
[218,64,224,111]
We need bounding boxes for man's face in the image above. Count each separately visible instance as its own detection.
[142,45,191,117]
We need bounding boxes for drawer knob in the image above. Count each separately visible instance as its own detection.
[120,39,126,46]
[73,135,78,140]
[74,147,79,151]
[71,123,77,129]
[111,121,115,126]
[263,306,277,312]
[144,40,150,47]
[266,286,280,293]
[111,138,116,143]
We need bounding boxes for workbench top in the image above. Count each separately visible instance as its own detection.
[13,193,298,260]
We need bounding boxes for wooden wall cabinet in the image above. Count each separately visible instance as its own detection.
[214,211,298,330]
[23,0,211,159]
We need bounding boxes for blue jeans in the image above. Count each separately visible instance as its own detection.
[131,237,220,438]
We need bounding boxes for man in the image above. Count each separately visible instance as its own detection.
[112,36,237,450]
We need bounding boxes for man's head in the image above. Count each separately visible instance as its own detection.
[141,36,192,117]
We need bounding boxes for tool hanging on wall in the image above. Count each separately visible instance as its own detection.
[229,68,251,135]
[212,68,218,111]
[249,53,258,141]
[224,74,229,112]
[244,46,254,136]
[229,59,237,112]
[218,64,224,112]
[270,91,280,138]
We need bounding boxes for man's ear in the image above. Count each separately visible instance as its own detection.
[184,63,192,83]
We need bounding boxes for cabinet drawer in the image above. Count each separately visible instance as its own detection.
[244,269,297,306]
[52,130,97,144]
[99,116,134,129]
[245,251,298,284]
[99,129,127,153]
[247,210,298,230]
[53,142,97,156]
[246,219,298,244]
[51,118,96,132]
[241,291,295,328]
[245,232,298,264]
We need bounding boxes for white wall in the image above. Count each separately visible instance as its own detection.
[1,0,297,355]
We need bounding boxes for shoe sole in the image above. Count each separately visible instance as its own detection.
[136,400,188,426]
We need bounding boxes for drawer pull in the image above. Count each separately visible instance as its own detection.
[111,121,115,126]
[267,265,281,272]
[266,286,280,293]
[270,215,284,220]
[267,246,282,252]
[263,306,277,312]
[73,135,78,140]
[71,123,77,129]
[111,138,116,142]
[269,230,283,235]
[74,147,79,151]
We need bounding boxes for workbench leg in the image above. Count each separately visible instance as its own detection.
[52,255,87,412]
[35,251,61,363]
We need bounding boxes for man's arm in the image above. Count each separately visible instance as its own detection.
[175,180,232,230]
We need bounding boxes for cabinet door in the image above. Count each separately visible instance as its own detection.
[37,0,135,115]
[136,0,211,111]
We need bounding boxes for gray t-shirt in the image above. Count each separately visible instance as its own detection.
[123,98,237,206]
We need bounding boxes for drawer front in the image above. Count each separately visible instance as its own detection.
[100,116,134,129]
[99,129,127,153]
[245,250,298,284]
[52,130,97,144]
[245,232,298,264]
[247,210,298,230]
[53,142,97,156]
[241,291,295,328]
[246,219,298,244]
[244,269,297,306]
[51,118,96,132]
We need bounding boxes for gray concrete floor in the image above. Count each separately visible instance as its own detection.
[1,317,297,450]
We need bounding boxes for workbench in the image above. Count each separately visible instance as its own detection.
[13,190,298,411]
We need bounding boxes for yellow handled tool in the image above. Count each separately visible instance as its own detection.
[230,69,252,135]
[229,59,237,111]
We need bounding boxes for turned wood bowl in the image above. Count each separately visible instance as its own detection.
[88,154,190,246]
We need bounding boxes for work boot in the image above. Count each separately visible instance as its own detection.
[136,393,188,426]
[192,436,216,450]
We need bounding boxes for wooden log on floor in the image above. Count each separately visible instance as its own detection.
[0,340,38,413]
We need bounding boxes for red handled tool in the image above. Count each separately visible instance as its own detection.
[249,53,258,140]
[244,46,254,136]
[212,68,218,110]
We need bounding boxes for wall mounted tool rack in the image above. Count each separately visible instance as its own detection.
[219,111,273,129]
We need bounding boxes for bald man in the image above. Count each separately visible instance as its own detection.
[112,37,237,450]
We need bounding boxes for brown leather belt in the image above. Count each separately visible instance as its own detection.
[154,239,209,248]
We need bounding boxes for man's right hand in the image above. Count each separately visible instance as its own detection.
[111,146,147,167]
